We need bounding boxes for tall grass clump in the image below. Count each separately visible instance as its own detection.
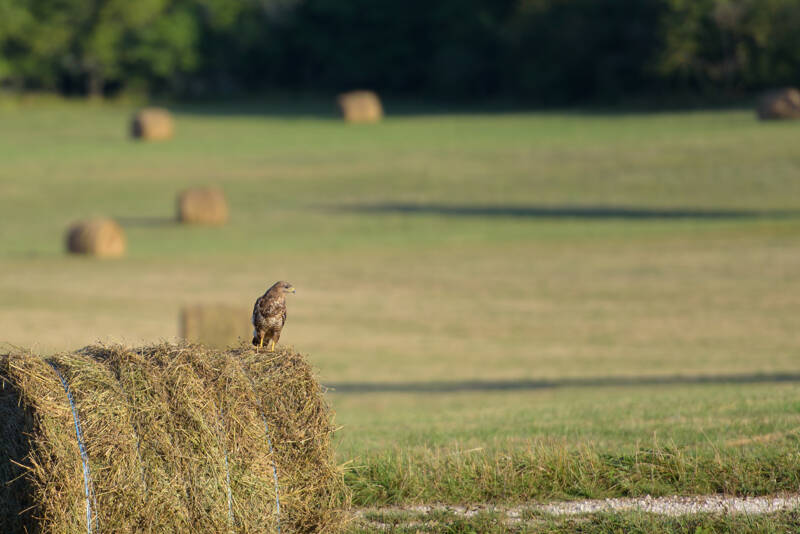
[346,438,800,507]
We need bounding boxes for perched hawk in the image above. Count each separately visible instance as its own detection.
[252,281,295,352]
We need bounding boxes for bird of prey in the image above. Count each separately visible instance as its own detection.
[252,281,296,352]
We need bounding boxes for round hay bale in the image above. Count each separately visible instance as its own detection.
[131,107,174,140]
[337,90,383,123]
[177,187,229,225]
[757,88,800,120]
[0,343,349,533]
[65,218,126,258]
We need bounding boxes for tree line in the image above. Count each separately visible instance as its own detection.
[1,0,798,102]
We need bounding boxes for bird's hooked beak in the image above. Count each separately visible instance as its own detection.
[288,286,296,294]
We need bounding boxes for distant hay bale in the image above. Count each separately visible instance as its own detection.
[337,90,383,123]
[65,218,126,258]
[131,107,174,140]
[0,342,349,533]
[177,187,229,225]
[757,88,800,120]
[180,304,252,349]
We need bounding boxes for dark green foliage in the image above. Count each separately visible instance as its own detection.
[658,0,800,94]
[0,0,254,95]
[1,0,800,100]
[505,0,666,104]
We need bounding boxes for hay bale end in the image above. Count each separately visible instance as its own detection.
[177,187,229,225]
[65,218,126,258]
[757,88,800,120]
[180,304,252,349]
[337,90,383,123]
[0,343,349,533]
[131,107,174,140]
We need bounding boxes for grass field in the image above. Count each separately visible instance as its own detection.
[1,98,799,528]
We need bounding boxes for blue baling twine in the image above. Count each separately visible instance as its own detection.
[48,361,99,534]
[236,361,281,534]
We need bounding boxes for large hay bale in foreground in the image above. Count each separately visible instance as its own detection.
[337,90,383,123]
[757,88,800,120]
[0,343,348,533]
[181,304,252,348]
[131,107,174,140]
[177,187,229,225]
[65,218,126,258]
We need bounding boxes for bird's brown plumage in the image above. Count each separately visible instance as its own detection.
[252,280,295,351]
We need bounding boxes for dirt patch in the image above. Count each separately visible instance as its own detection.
[358,493,800,528]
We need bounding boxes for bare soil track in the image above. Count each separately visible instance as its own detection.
[358,493,800,528]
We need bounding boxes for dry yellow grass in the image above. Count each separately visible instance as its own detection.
[3,226,799,383]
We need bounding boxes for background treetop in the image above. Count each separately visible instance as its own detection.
[0,0,798,101]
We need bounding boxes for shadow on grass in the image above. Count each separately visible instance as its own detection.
[339,203,799,220]
[168,95,755,120]
[326,373,800,394]
[170,98,340,119]
[115,216,177,227]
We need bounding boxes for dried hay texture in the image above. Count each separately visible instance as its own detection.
[65,218,126,258]
[178,188,229,225]
[131,107,174,140]
[757,88,800,120]
[181,304,252,349]
[337,91,383,123]
[0,343,349,533]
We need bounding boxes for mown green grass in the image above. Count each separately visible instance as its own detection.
[335,383,800,459]
[1,98,799,510]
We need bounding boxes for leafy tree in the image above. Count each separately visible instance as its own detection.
[0,0,49,87]
[658,0,800,92]
[0,0,219,95]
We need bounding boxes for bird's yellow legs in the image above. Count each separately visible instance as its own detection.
[256,332,265,353]
[255,334,276,353]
